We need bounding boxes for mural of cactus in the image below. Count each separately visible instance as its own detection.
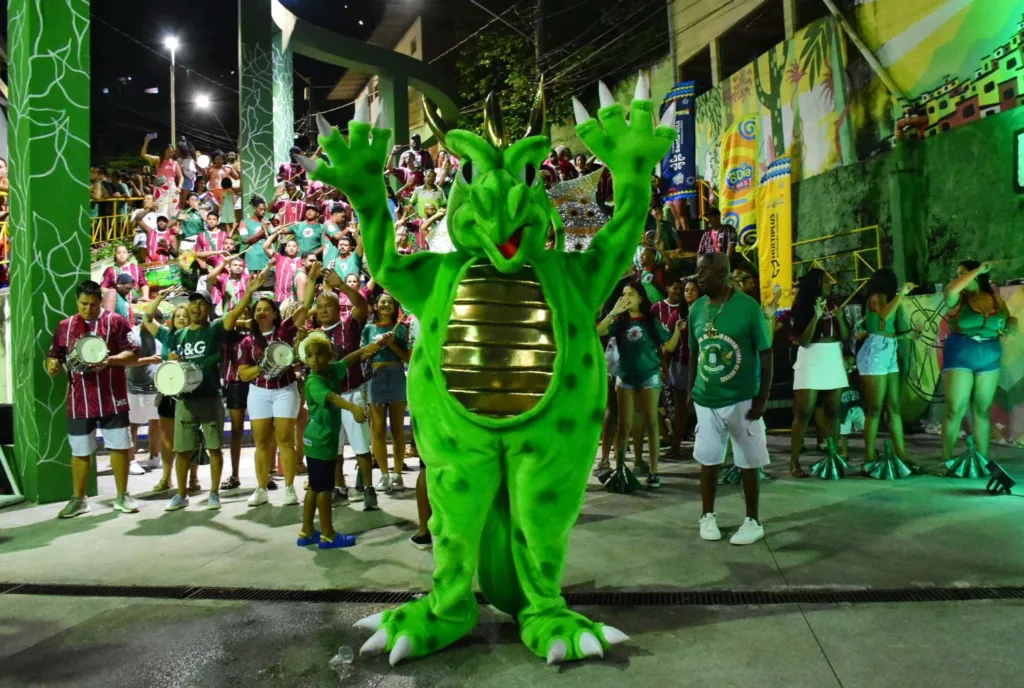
[755,41,790,161]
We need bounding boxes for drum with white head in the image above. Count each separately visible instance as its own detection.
[154,361,203,397]
[260,341,296,379]
[66,335,108,373]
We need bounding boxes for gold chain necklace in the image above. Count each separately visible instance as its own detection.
[703,289,734,338]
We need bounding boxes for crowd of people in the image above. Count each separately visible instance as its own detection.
[41,128,1016,551]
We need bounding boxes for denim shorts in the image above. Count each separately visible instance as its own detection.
[943,333,1002,374]
[368,365,407,405]
[615,373,662,391]
[857,334,899,376]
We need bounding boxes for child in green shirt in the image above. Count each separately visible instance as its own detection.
[299,336,387,549]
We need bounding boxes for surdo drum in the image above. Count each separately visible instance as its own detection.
[66,335,108,373]
[260,342,295,379]
[154,361,204,397]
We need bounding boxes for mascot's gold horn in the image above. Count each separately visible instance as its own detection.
[423,80,546,152]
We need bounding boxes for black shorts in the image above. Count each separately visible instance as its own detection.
[157,395,176,419]
[224,382,250,410]
[307,457,338,492]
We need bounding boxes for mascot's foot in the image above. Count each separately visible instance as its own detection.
[520,608,629,664]
[355,595,477,666]
[605,464,642,494]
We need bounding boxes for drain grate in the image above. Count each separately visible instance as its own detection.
[3,583,1024,606]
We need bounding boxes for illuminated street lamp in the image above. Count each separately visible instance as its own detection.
[164,36,180,144]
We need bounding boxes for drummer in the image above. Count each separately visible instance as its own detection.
[238,262,323,508]
[46,280,140,519]
[101,244,149,301]
[163,268,269,512]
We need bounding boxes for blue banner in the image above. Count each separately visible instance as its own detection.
[659,81,697,201]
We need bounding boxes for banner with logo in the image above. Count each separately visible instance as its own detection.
[718,114,758,244]
[659,81,697,201]
[756,155,793,308]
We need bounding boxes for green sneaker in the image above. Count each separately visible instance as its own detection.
[58,497,90,519]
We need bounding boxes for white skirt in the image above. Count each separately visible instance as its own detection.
[793,342,849,391]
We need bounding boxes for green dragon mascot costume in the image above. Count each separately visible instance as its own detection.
[300,74,676,666]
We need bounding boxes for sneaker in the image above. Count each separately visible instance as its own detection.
[152,478,172,493]
[165,494,189,512]
[377,473,392,492]
[318,532,357,549]
[58,497,90,519]
[113,493,140,514]
[282,485,299,506]
[363,486,379,511]
[266,479,278,491]
[410,533,433,550]
[206,493,222,510]
[247,488,269,507]
[699,513,722,541]
[646,473,661,488]
[128,461,146,476]
[729,517,764,546]
[220,476,241,491]
[333,487,350,503]
[297,529,321,547]
[391,473,405,491]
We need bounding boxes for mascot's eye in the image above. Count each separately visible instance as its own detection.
[520,163,538,187]
[461,161,473,184]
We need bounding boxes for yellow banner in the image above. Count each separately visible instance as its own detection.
[756,155,793,308]
[719,114,759,246]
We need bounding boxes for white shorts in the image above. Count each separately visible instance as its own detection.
[840,406,866,436]
[338,386,371,455]
[247,382,301,420]
[128,393,160,424]
[693,400,770,469]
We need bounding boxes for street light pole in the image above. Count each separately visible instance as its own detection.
[165,36,180,145]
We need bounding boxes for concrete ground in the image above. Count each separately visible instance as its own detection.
[2,434,1024,687]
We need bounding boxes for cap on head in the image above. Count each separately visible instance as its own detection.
[156,215,169,223]
[703,207,721,219]
[189,290,215,307]
[116,272,135,285]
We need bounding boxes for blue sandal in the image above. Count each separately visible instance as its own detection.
[296,530,321,547]
[318,533,356,549]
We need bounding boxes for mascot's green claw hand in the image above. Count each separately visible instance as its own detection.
[296,99,392,204]
[572,73,678,179]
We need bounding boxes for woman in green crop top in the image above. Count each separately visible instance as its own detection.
[856,269,920,472]
[940,260,1017,467]
[360,293,411,492]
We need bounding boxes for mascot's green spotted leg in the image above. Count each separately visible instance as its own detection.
[301,74,676,666]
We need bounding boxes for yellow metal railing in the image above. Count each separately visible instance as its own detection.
[90,197,147,246]
[792,225,883,308]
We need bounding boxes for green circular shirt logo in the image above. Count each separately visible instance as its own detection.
[698,332,743,383]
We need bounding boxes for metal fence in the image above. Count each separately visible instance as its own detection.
[792,225,883,308]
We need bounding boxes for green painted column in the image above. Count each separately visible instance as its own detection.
[239,0,276,204]
[888,139,928,285]
[378,73,409,147]
[272,31,294,165]
[8,0,93,502]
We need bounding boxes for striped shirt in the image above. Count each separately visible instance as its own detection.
[101,263,144,291]
[221,329,246,384]
[48,311,138,419]
[238,319,299,389]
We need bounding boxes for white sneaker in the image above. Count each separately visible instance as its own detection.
[128,461,146,475]
[247,488,269,507]
[730,517,764,546]
[377,473,392,492]
[113,493,140,514]
[282,485,299,506]
[699,513,722,541]
[391,473,405,491]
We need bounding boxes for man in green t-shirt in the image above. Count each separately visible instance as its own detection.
[294,205,325,257]
[237,199,271,274]
[330,233,363,280]
[299,335,386,549]
[687,252,773,546]
[162,266,269,513]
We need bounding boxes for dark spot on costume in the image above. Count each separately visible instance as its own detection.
[453,563,465,578]
[538,489,558,505]
[582,352,594,369]
[541,561,558,578]
[454,477,470,492]
[514,529,527,546]
[429,318,439,333]
[521,443,534,455]
[443,435,458,450]
[427,636,440,651]
[423,365,433,381]
[439,536,451,548]
[394,610,406,622]
[426,611,438,623]
[591,407,604,424]
[556,417,576,434]
[565,374,578,390]
[568,322,578,338]
[552,625,565,638]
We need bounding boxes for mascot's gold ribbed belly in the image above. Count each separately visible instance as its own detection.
[442,263,555,418]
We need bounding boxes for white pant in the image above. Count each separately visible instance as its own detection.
[247,383,301,420]
[337,386,371,455]
[693,400,770,469]
[128,393,160,424]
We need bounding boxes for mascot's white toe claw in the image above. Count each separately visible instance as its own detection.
[602,626,630,645]
[634,71,650,101]
[546,639,568,665]
[360,629,388,656]
[572,97,591,126]
[316,114,333,139]
[580,632,604,658]
[354,612,384,631]
[389,635,412,666]
[354,96,370,124]
[598,81,615,109]
[660,103,677,128]
[295,155,318,175]
[375,101,387,129]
